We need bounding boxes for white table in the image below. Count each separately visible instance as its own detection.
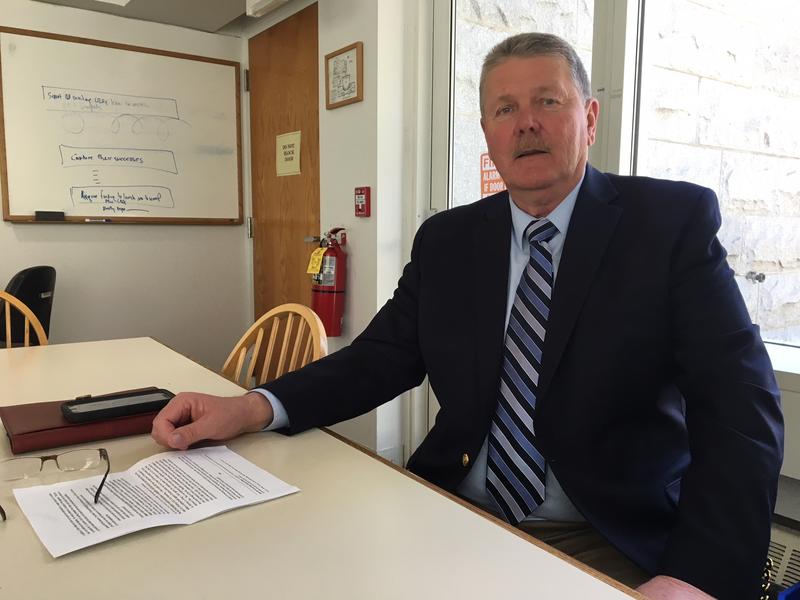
[0,338,638,599]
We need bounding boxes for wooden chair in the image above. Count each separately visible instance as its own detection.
[0,291,49,348]
[222,303,327,387]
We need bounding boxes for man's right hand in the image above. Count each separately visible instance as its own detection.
[150,391,274,450]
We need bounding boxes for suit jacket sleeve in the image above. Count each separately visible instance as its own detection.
[259,220,430,433]
[658,187,783,597]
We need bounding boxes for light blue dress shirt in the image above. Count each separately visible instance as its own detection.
[254,176,585,522]
[455,178,584,522]
[254,388,289,430]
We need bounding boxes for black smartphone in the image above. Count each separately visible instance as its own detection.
[61,388,174,423]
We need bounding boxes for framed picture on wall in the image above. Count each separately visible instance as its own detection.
[324,41,363,109]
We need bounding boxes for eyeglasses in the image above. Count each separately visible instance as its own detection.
[0,448,110,522]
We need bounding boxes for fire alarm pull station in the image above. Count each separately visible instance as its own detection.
[355,186,371,217]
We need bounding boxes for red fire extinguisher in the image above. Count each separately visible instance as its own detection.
[309,228,347,337]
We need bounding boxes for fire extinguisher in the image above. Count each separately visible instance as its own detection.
[309,227,347,337]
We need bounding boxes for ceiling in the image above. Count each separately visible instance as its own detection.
[31,0,251,34]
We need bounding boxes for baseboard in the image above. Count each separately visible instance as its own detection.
[378,444,404,466]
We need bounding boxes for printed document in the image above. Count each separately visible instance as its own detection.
[14,446,299,557]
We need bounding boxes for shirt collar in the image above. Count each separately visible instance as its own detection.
[508,174,584,249]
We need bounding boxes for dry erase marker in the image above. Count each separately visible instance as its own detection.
[85,218,111,223]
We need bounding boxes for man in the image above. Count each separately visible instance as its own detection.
[152,33,783,599]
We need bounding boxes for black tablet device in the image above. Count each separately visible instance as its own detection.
[61,388,174,423]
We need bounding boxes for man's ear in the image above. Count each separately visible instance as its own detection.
[586,98,600,146]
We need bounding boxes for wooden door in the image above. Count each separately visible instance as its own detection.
[249,4,320,318]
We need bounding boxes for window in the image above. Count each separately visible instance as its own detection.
[635,0,800,347]
[422,0,798,449]
[437,0,799,348]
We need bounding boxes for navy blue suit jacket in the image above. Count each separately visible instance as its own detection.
[264,165,783,599]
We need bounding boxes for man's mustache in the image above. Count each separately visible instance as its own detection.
[513,136,549,158]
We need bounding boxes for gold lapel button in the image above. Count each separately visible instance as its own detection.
[462,453,470,467]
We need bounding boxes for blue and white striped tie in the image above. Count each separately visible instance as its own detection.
[487,218,558,523]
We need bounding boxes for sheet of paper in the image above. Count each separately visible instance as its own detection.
[14,446,299,557]
[275,130,301,176]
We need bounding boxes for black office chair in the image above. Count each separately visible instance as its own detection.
[0,266,56,346]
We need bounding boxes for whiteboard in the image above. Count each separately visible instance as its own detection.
[0,28,242,224]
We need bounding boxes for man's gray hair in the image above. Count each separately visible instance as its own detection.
[479,32,592,115]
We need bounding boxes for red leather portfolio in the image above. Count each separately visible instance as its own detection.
[0,389,161,455]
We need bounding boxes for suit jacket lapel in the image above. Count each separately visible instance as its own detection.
[472,193,512,418]
[537,166,622,400]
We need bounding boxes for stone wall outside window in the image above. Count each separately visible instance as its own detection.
[637,0,800,346]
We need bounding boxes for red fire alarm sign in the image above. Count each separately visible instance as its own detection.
[355,186,371,217]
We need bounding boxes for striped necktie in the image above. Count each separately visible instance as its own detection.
[487,218,558,523]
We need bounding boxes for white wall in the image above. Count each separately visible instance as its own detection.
[2,0,419,459]
[317,0,415,460]
[316,0,383,450]
[0,0,251,370]
[768,346,800,479]
[243,0,423,458]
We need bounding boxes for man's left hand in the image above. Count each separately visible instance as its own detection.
[637,576,715,599]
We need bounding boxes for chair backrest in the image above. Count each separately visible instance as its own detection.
[0,291,49,348]
[222,303,327,387]
[4,266,56,343]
